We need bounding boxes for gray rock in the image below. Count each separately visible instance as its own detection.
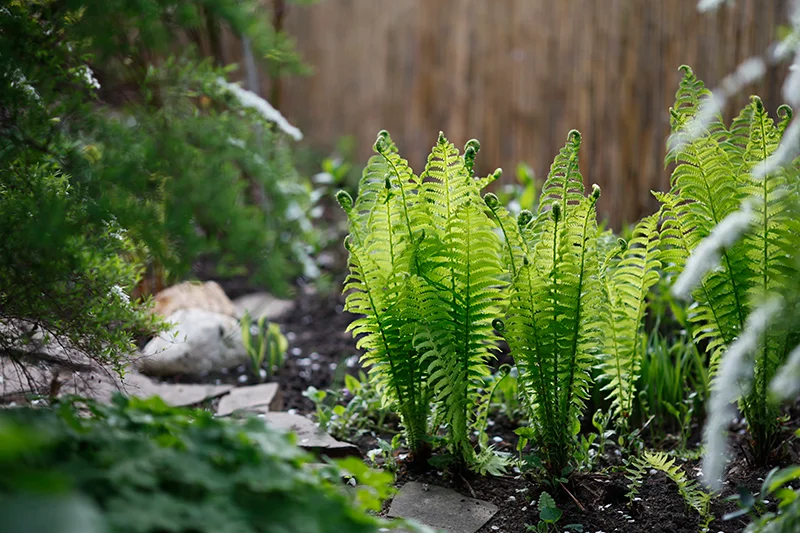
[261,412,360,458]
[135,309,247,376]
[388,482,498,533]
[64,369,234,407]
[216,382,282,416]
[234,292,294,321]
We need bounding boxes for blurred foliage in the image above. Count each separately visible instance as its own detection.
[0,395,395,533]
[1,0,317,367]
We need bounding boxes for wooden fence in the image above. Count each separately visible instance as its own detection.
[255,0,788,227]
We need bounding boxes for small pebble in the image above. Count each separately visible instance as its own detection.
[345,355,358,368]
[214,379,222,386]
[491,527,499,531]
[311,363,320,371]
[507,495,516,502]
[328,362,338,371]
[310,351,320,360]
[291,347,302,357]
[297,357,312,367]
[286,331,297,341]
[236,365,246,373]
[237,374,248,384]
[220,367,229,375]
[287,409,297,415]
[259,368,267,379]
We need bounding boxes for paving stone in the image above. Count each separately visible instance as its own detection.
[387,482,497,533]
[261,412,361,458]
[233,292,295,320]
[65,370,234,407]
[215,382,282,416]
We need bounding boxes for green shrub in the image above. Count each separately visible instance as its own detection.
[1,0,314,369]
[0,395,394,533]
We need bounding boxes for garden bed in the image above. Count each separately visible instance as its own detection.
[170,284,791,533]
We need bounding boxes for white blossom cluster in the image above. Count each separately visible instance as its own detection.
[217,78,303,141]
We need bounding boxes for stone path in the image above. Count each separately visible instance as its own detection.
[388,482,498,533]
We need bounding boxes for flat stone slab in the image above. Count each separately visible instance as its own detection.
[261,412,360,459]
[65,371,234,407]
[234,292,294,321]
[216,382,282,416]
[388,482,498,533]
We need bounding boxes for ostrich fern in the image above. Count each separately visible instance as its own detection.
[660,66,800,464]
[492,131,605,475]
[338,131,504,467]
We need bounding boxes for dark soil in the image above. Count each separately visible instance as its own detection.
[178,283,795,533]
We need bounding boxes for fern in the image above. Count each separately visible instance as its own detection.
[597,214,662,424]
[338,131,504,468]
[626,451,713,530]
[495,131,605,475]
[660,66,800,463]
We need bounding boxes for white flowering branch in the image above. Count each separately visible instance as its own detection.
[217,78,303,141]
[671,201,754,300]
[702,297,783,489]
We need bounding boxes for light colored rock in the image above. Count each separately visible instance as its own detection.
[63,369,233,407]
[387,482,497,533]
[261,412,360,458]
[0,357,52,400]
[135,309,247,376]
[152,281,236,318]
[233,292,294,321]
[216,382,282,416]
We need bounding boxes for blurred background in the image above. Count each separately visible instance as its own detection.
[218,0,789,228]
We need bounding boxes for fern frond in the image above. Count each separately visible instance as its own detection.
[419,201,504,461]
[342,238,429,451]
[626,451,712,530]
[421,132,479,229]
[538,130,585,216]
[598,213,661,423]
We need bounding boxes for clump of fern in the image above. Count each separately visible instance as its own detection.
[659,66,800,468]
[490,130,605,476]
[337,131,505,468]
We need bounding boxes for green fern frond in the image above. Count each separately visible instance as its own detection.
[419,200,504,461]
[626,451,713,529]
[598,213,661,423]
[538,130,584,217]
[421,132,479,229]
[342,237,430,451]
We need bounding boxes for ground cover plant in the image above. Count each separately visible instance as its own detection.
[0,395,400,533]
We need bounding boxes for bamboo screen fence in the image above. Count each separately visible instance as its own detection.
[243,0,789,227]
